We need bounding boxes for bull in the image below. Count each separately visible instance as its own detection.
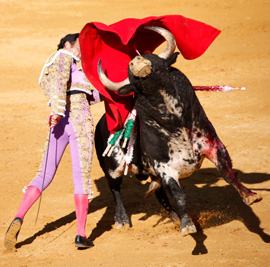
[94,26,262,236]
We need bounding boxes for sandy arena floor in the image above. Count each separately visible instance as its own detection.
[0,0,269,266]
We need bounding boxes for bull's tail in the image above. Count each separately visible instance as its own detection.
[145,178,161,198]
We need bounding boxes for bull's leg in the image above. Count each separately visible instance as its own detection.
[154,185,180,225]
[206,139,262,205]
[160,177,197,236]
[106,175,130,229]
[144,177,180,224]
[94,115,130,228]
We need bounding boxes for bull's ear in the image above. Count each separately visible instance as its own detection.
[165,52,180,67]
[117,84,136,95]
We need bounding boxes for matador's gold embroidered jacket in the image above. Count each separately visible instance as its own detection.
[39,49,97,116]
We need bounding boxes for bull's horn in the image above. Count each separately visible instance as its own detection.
[144,26,176,59]
[98,59,130,91]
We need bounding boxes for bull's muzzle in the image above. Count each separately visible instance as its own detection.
[129,56,152,78]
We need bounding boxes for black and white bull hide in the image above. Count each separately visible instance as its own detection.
[95,26,262,236]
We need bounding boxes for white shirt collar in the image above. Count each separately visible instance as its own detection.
[59,49,80,62]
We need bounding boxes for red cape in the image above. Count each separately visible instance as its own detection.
[80,15,221,133]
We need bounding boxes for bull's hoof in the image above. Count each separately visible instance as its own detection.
[243,192,263,206]
[181,224,197,237]
[181,217,197,237]
[115,221,130,229]
[115,212,130,229]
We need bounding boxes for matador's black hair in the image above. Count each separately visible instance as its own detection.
[57,33,79,50]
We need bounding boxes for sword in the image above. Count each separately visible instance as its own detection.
[35,115,53,226]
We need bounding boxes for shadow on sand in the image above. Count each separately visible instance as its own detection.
[16,168,270,254]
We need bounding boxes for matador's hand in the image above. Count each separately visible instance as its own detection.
[48,114,62,128]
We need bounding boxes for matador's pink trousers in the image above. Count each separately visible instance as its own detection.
[15,93,97,237]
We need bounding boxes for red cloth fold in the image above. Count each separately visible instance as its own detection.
[79,15,221,133]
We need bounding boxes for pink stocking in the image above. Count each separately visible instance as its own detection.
[15,185,41,222]
[74,194,89,237]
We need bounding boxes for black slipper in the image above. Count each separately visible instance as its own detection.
[4,217,22,250]
[75,235,94,248]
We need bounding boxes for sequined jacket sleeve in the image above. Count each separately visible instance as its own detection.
[39,51,73,117]
[49,52,72,116]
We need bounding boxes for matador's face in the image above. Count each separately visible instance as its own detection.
[66,38,81,59]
